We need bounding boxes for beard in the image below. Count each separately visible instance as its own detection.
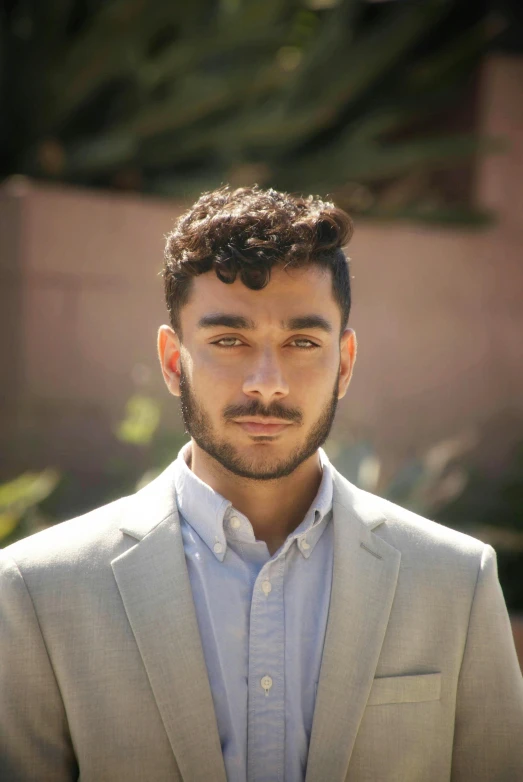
[179,364,339,481]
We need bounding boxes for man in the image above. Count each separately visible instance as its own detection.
[1,185,522,782]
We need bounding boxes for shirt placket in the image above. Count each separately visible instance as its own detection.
[247,553,286,782]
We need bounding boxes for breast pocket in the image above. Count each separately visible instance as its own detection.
[367,672,441,706]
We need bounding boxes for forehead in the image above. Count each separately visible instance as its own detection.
[181,264,340,331]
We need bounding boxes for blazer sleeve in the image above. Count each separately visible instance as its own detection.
[451,543,523,780]
[0,551,78,782]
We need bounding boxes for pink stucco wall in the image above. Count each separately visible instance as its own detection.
[0,182,182,472]
[1,56,522,476]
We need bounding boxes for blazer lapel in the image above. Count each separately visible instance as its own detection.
[305,470,401,782]
[111,466,227,782]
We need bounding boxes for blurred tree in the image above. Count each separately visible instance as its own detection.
[0,469,61,542]
[0,0,501,223]
[438,439,523,611]
[0,395,187,548]
[328,431,523,611]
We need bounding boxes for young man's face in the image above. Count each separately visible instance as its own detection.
[159,264,356,480]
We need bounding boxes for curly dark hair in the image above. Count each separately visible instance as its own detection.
[163,184,354,336]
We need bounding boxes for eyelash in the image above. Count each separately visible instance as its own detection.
[212,338,319,350]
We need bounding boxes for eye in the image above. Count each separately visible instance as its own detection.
[289,338,320,350]
[212,337,244,348]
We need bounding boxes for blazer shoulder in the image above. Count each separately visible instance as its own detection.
[2,460,179,579]
[368,491,486,567]
[1,493,135,575]
[382,500,485,559]
[333,468,486,567]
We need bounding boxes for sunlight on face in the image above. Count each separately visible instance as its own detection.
[171,265,355,480]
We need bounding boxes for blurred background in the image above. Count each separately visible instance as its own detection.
[1,0,522,656]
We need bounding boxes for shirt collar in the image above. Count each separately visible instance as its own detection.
[173,442,333,561]
[174,443,231,561]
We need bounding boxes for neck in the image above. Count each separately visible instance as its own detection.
[187,441,323,554]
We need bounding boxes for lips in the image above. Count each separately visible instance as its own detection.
[234,420,292,435]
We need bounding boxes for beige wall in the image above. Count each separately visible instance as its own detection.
[1,56,522,476]
[0,183,183,473]
[344,56,523,469]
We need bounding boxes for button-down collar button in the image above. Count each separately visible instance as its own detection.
[261,580,272,595]
[213,542,224,555]
[300,538,311,551]
[230,516,241,530]
[261,675,273,695]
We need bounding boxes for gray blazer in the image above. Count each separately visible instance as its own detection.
[1,462,522,781]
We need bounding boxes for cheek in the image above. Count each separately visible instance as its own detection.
[291,352,338,388]
[193,355,241,388]
[190,354,239,413]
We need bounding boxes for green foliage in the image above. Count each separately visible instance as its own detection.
[0,395,183,547]
[328,433,523,610]
[1,0,499,224]
[116,394,162,445]
[438,440,523,610]
[325,430,475,518]
[0,469,61,541]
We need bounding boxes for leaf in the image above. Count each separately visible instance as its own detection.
[0,470,61,540]
[0,512,19,541]
[116,395,161,446]
[237,0,449,148]
[277,133,505,191]
[356,205,495,228]
[2,0,499,227]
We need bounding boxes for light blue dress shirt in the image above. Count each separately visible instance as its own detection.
[174,443,334,782]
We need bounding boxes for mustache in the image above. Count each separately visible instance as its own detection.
[223,399,303,424]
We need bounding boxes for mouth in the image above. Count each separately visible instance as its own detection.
[232,418,294,436]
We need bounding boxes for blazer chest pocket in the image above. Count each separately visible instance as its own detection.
[367,672,441,706]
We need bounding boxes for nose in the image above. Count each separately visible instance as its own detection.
[242,347,289,403]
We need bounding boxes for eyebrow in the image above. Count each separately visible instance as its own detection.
[197,314,256,330]
[197,313,333,334]
[285,315,333,334]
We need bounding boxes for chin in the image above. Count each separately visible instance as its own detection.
[218,440,308,481]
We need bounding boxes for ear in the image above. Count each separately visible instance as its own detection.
[338,328,357,399]
[158,325,182,397]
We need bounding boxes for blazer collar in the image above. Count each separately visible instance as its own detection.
[113,458,399,782]
[118,460,180,541]
[305,467,400,782]
[331,467,388,531]
[112,462,228,782]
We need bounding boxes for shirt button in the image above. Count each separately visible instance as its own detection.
[230,516,241,530]
[261,580,272,595]
[213,542,223,554]
[300,538,311,550]
[261,675,273,695]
